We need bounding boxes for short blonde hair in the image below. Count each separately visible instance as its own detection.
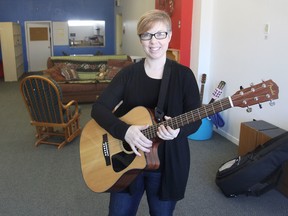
[137,9,172,35]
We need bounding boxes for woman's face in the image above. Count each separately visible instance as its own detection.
[140,21,172,60]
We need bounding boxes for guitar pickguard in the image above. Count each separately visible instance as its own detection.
[112,141,136,172]
[112,151,136,172]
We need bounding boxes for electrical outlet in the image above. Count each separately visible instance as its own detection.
[264,23,270,34]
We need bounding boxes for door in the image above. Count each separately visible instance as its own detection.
[115,13,123,55]
[26,22,52,72]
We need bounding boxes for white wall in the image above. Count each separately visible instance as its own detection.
[192,0,288,144]
[117,0,155,56]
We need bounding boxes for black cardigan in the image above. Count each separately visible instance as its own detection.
[91,59,201,200]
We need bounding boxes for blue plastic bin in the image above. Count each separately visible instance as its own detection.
[188,117,213,140]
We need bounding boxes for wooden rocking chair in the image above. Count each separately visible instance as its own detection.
[20,75,81,149]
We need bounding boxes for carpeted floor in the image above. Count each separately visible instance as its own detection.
[0,80,287,216]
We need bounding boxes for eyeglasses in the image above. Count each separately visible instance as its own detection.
[139,32,169,41]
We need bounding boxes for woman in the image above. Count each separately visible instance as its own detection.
[91,9,201,216]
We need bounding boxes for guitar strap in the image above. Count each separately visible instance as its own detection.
[154,59,172,123]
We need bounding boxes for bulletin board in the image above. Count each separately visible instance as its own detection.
[29,27,48,41]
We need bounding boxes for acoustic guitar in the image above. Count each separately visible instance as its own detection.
[80,80,279,193]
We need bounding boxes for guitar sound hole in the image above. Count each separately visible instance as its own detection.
[112,152,136,172]
[122,142,133,152]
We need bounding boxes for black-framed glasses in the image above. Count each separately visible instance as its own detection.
[139,32,169,41]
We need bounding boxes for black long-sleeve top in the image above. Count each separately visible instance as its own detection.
[91,59,201,200]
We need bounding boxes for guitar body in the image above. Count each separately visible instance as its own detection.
[80,106,157,193]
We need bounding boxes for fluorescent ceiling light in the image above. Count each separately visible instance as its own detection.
[68,20,105,27]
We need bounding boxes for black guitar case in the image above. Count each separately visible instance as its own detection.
[215,132,288,197]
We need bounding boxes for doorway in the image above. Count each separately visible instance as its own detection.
[115,13,123,55]
[25,21,52,72]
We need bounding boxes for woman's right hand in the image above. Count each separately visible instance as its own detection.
[124,125,153,156]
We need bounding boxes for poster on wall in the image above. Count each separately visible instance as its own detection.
[52,22,69,46]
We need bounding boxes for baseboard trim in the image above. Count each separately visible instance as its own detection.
[214,128,239,146]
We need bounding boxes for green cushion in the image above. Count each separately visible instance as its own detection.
[50,55,128,63]
[77,72,99,80]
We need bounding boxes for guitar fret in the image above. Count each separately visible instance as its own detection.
[191,111,195,122]
[180,115,185,127]
[191,110,198,122]
[177,117,181,129]
[209,103,214,115]
[203,105,208,117]
[146,128,150,139]
[152,126,157,138]
[211,103,216,114]
[219,100,224,110]
[153,127,157,138]
[185,111,193,122]
[145,126,155,140]
[168,119,174,129]
[174,119,179,129]
[197,108,201,119]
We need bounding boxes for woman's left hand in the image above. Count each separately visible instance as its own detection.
[157,116,180,140]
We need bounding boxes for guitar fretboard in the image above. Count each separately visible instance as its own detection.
[143,97,232,139]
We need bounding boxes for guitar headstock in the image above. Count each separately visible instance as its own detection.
[217,81,226,90]
[201,73,207,84]
[231,79,279,108]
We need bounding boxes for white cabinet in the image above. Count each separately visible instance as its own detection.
[0,22,24,81]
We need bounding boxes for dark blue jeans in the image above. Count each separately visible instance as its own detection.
[108,171,176,216]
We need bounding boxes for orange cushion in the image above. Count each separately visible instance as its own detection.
[106,59,132,80]
[43,66,66,82]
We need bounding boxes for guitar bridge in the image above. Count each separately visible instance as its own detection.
[102,134,111,166]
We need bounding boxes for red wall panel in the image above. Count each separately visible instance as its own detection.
[156,0,193,67]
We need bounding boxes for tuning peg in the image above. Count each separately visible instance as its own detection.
[269,100,276,106]
[266,94,271,99]
[246,106,252,113]
[261,80,267,88]
[239,86,244,95]
[259,104,263,109]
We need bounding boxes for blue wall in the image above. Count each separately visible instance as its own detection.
[0,0,115,71]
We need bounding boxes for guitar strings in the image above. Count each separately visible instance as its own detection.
[100,84,265,152]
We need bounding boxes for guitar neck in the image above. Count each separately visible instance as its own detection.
[199,74,207,105]
[199,84,205,105]
[143,97,232,139]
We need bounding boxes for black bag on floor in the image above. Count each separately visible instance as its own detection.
[215,132,288,198]
[276,161,288,198]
